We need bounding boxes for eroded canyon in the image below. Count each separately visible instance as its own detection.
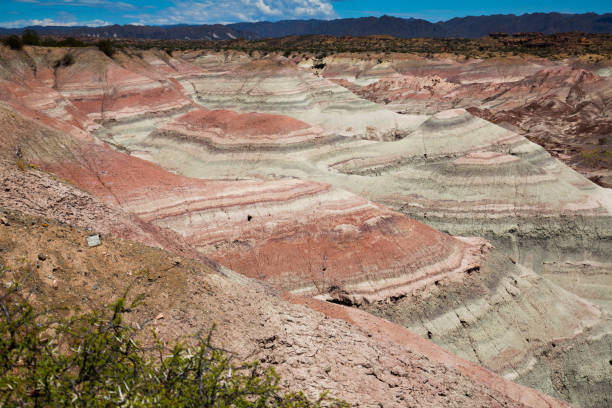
[0,44,610,407]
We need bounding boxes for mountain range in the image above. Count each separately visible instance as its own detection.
[0,12,610,40]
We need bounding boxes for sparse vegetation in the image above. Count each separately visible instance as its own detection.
[2,35,23,50]
[15,159,26,172]
[54,53,75,68]
[41,37,86,48]
[2,33,86,50]
[109,32,608,60]
[21,29,40,46]
[581,148,612,166]
[0,276,347,407]
[2,32,611,60]
[97,39,116,57]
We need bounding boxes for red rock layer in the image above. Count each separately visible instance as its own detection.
[0,98,485,304]
[54,50,191,121]
[49,142,486,303]
[159,108,328,147]
[131,178,489,303]
[0,107,208,262]
[0,47,194,127]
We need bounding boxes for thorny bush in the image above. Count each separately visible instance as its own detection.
[0,273,348,407]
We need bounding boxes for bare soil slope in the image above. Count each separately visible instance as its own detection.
[0,208,567,407]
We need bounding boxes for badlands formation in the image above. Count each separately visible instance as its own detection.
[0,44,610,407]
[318,54,612,186]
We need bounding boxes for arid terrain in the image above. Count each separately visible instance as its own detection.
[0,41,610,407]
[312,52,612,187]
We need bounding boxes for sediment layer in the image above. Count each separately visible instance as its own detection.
[0,45,610,407]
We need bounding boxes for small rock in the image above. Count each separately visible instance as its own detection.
[87,234,101,247]
[38,253,47,261]
[155,313,164,320]
[0,217,8,226]
[51,280,58,289]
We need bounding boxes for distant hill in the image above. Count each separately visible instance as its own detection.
[229,13,612,39]
[0,12,610,40]
[0,24,257,41]
[229,16,446,38]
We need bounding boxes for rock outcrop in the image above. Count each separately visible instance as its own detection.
[0,211,568,408]
[0,101,487,306]
[0,44,610,407]
[319,54,612,186]
[179,55,427,140]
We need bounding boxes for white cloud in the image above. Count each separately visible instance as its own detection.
[255,0,281,16]
[0,18,111,28]
[128,0,336,25]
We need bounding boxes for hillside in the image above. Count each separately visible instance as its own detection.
[0,141,566,408]
[0,43,610,406]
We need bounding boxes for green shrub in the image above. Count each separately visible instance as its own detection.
[97,39,115,57]
[0,279,347,407]
[58,37,85,47]
[41,37,86,48]
[54,53,75,68]
[21,29,40,46]
[2,35,23,50]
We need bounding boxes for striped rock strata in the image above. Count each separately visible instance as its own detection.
[177,55,427,140]
[129,177,489,304]
[0,100,487,306]
[125,54,611,406]
[157,109,332,149]
[0,107,568,407]
[64,52,610,289]
[1,46,610,406]
[318,54,612,185]
[52,49,192,123]
[0,213,569,408]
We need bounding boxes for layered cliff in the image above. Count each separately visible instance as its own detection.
[317,53,612,186]
[0,44,610,407]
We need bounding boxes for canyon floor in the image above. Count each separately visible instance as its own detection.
[0,44,610,407]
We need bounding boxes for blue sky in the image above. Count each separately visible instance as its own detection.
[0,0,609,28]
